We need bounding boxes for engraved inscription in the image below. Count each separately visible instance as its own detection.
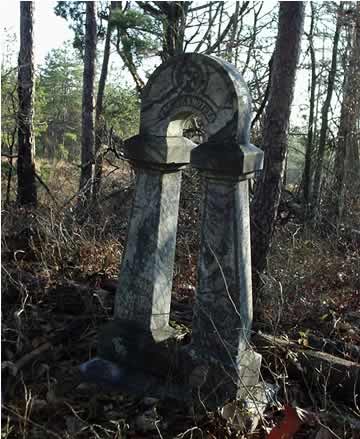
[173,61,208,93]
[159,94,216,123]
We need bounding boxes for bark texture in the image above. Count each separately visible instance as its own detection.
[93,2,116,201]
[251,2,305,275]
[17,1,37,207]
[303,2,317,208]
[137,2,190,61]
[79,1,97,207]
[334,3,360,222]
[311,4,343,218]
[161,2,189,60]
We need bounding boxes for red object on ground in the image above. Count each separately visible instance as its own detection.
[266,405,302,439]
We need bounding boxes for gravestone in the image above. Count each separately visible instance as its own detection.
[95,53,264,409]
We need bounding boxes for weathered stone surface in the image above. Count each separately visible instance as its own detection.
[98,319,178,368]
[192,177,253,361]
[191,142,263,176]
[124,134,196,165]
[236,351,263,399]
[189,174,259,406]
[221,383,278,433]
[114,167,181,331]
[185,347,262,409]
[140,54,251,141]
[95,319,191,401]
[124,53,263,172]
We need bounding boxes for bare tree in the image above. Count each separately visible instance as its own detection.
[17,1,37,207]
[4,87,17,207]
[251,2,305,277]
[302,2,317,210]
[310,4,343,220]
[334,3,360,222]
[93,2,117,201]
[79,1,97,209]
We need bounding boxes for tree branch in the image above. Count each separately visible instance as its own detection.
[205,2,250,55]
[251,53,274,128]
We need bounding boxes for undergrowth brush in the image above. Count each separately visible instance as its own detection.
[1,160,359,438]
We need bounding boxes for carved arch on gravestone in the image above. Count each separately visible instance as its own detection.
[124,53,262,175]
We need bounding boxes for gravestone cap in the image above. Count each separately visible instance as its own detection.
[191,141,263,177]
[124,53,263,173]
[124,134,196,166]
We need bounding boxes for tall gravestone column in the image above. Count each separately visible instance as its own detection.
[97,136,195,395]
[189,168,263,406]
[189,58,264,407]
[114,162,182,331]
[113,135,195,332]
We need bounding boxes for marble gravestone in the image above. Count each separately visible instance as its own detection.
[95,53,264,408]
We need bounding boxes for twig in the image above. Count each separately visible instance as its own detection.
[2,405,63,439]
[251,52,274,128]
[59,176,93,211]
[207,243,242,321]
[176,427,203,438]
[155,419,164,439]
[317,421,342,439]
[1,153,18,159]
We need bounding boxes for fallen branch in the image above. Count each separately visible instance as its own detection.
[14,342,52,375]
[253,332,360,403]
[307,332,360,363]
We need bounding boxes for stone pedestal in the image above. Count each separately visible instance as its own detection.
[97,319,190,401]
[189,173,262,406]
[114,166,182,331]
[192,176,253,359]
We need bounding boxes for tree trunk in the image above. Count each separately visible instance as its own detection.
[17,1,37,207]
[334,3,360,222]
[226,1,241,63]
[251,2,305,276]
[93,2,116,202]
[303,2,317,211]
[114,2,145,94]
[311,4,343,220]
[79,1,97,209]
[161,2,190,61]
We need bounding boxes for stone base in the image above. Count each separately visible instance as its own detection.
[96,319,191,401]
[220,382,278,433]
[95,320,264,411]
[236,351,263,399]
[98,319,178,367]
[186,349,262,410]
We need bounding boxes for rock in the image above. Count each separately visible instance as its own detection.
[78,357,125,390]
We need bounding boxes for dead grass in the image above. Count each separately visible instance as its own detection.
[1,159,359,438]
[262,223,360,343]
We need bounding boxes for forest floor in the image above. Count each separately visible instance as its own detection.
[1,160,360,438]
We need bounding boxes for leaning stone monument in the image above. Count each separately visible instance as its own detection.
[92,53,264,409]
